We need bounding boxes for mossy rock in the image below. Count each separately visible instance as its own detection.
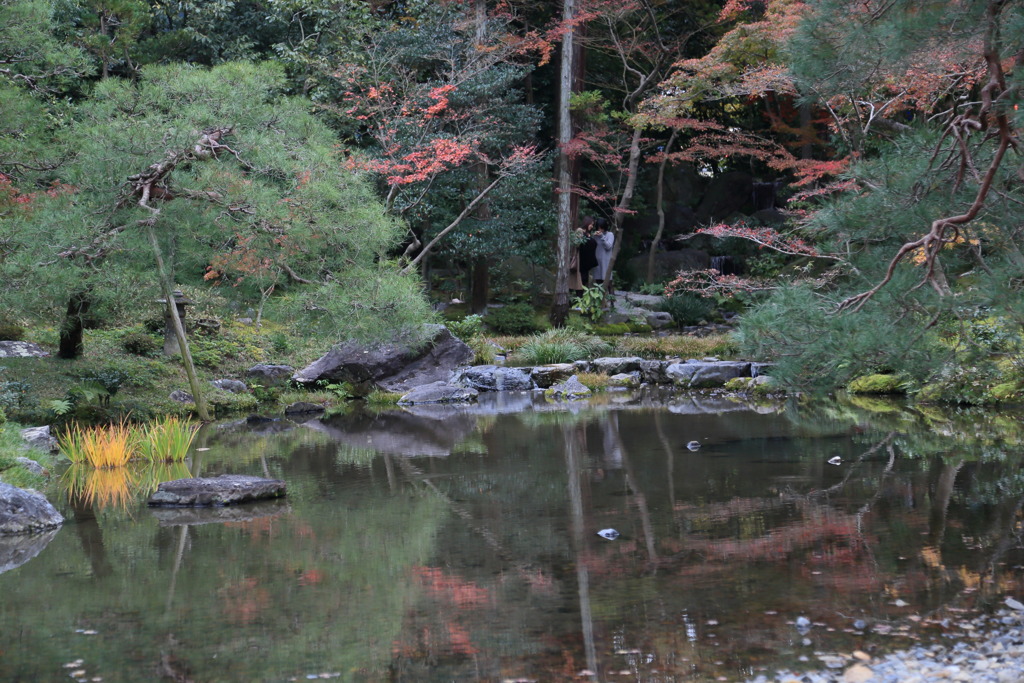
[990,382,1023,402]
[915,382,944,403]
[846,394,903,413]
[847,374,905,394]
[593,323,631,335]
[724,377,754,391]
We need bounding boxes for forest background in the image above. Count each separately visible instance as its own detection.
[1,0,1023,409]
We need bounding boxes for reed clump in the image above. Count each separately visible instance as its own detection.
[59,417,198,467]
[136,416,199,463]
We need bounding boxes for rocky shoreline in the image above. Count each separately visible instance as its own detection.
[750,602,1024,683]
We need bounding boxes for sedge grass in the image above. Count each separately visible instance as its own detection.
[135,416,198,463]
[59,420,136,468]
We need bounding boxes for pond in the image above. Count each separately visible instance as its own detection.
[3,390,1024,682]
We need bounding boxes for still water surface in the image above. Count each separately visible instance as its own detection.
[2,390,1024,682]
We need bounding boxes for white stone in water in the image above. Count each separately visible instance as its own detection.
[1004,597,1024,611]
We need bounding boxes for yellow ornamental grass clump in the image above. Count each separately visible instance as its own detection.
[59,417,199,467]
[60,420,137,468]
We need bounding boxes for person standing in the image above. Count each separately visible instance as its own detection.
[593,217,614,285]
[578,216,598,288]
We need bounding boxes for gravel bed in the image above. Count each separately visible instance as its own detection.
[749,602,1024,683]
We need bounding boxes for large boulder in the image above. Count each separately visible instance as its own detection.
[0,341,49,358]
[210,379,248,394]
[148,475,286,507]
[666,361,752,388]
[293,324,474,394]
[453,365,534,392]
[530,363,576,389]
[591,357,644,375]
[0,483,63,535]
[19,425,57,453]
[246,364,294,386]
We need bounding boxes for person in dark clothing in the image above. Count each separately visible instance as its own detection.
[577,216,598,288]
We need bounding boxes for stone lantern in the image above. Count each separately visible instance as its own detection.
[156,290,193,356]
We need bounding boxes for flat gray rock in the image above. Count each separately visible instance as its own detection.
[453,365,534,392]
[0,483,64,535]
[398,382,479,405]
[147,474,286,507]
[0,341,49,358]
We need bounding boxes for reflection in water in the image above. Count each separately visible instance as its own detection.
[0,528,59,575]
[2,395,1024,681]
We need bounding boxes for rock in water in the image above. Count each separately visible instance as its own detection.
[148,475,286,507]
[0,483,64,535]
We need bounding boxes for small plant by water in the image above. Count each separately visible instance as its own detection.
[60,420,137,468]
[136,416,199,462]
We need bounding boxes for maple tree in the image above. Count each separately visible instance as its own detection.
[322,2,547,285]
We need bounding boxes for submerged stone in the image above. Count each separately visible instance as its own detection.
[148,474,286,507]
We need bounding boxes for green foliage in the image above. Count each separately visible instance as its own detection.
[446,314,484,342]
[0,323,25,341]
[135,416,198,462]
[206,388,259,415]
[2,61,432,351]
[121,330,159,356]
[511,329,611,365]
[315,380,352,401]
[574,285,606,323]
[658,293,715,327]
[591,323,628,335]
[847,374,906,395]
[485,303,543,335]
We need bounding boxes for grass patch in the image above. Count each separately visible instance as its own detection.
[510,329,612,365]
[135,416,199,463]
[365,390,403,406]
[611,334,737,359]
[576,372,611,391]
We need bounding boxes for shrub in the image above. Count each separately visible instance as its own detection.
[206,389,259,415]
[512,329,611,365]
[0,323,25,341]
[122,331,160,356]
[485,303,542,335]
[658,293,715,327]
[447,314,485,342]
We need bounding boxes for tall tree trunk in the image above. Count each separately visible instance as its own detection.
[647,130,677,284]
[146,224,211,421]
[550,0,576,326]
[58,291,90,359]
[604,127,643,294]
